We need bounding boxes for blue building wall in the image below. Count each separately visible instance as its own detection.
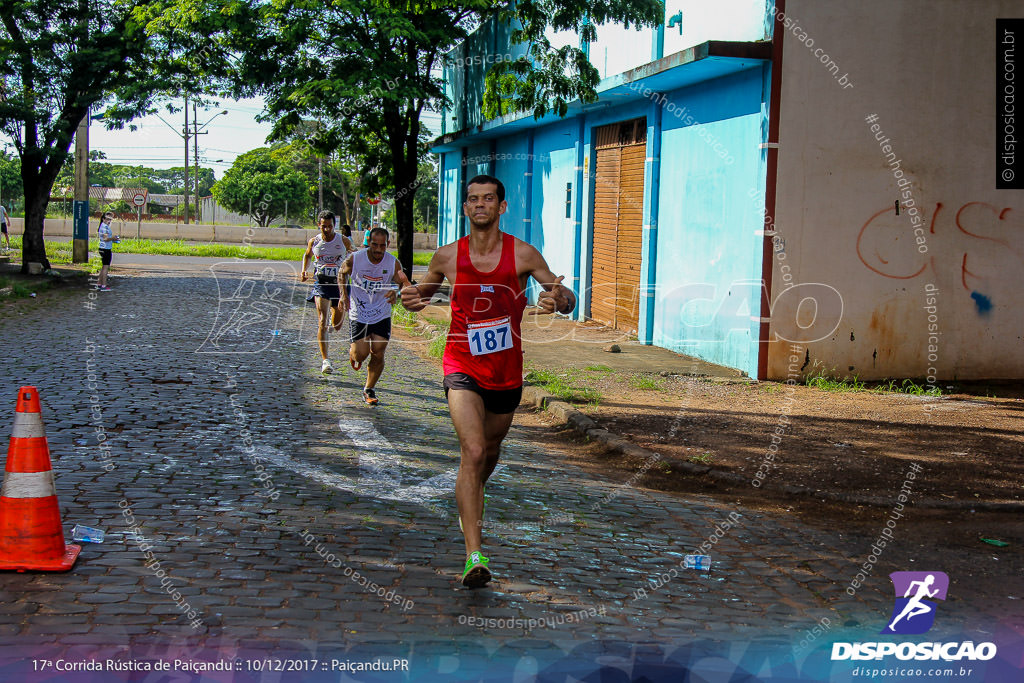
[493,135,530,243]
[440,152,463,246]
[653,67,768,376]
[525,122,577,303]
[436,65,769,378]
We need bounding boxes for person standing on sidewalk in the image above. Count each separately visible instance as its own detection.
[96,212,119,291]
[301,211,347,374]
[340,226,413,405]
[401,174,575,588]
[0,203,10,252]
[338,222,357,255]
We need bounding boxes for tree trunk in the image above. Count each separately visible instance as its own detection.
[385,109,418,280]
[393,180,416,281]
[20,184,52,273]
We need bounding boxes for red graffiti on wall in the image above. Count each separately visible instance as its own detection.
[857,201,1023,290]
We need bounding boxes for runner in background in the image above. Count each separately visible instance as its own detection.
[301,211,347,374]
[340,226,414,405]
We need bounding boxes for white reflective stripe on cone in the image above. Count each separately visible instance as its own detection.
[11,411,45,439]
[0,471,56,498]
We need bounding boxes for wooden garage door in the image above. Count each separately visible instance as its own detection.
[590,118,646,332]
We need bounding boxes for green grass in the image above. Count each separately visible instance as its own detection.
[1,280,54,299]
[804,367,942,397]
[805,373,866,392]
[689,452,714,464]
[584,364,614,373]
[390,303,418,330]
[9,236,433,265]
[427,321,449,358]
[876,379,942,397]
[399,251,433,267]
[524,369,602,405]
[628,374,663,391]
[391,304,449,357]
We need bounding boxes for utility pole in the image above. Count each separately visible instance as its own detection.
[191,107,227,226]
[193,100,200,223]
[183,94,190,225]
[72,113,89,263]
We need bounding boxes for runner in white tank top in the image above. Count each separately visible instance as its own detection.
[339,226,415,404]
[301,211,347,374]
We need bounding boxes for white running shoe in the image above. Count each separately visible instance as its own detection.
[321,358,334,374]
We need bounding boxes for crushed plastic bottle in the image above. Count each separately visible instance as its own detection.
[684,554,712,570]
[71,524,105,543]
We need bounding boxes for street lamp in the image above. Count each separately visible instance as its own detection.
[154,97,193,224]
[192,108,228,223]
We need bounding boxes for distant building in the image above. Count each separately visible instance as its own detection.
[434,0,1023,381]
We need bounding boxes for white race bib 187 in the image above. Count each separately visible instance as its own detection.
[467,317,513,356]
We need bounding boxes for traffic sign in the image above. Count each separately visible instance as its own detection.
[131,190,148,208]
[367,197,381,205]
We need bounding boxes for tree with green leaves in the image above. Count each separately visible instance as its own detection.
[211,147,311,227]
[0,0,191,271]
[482,1,663,118]
[266,139,372,227]
[0,151,22,206]
[156,0,662,278]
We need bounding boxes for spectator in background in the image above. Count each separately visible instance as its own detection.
[0,203,10,252]
[363,222,380,249]
[338,221,356,255]
[96,212,119,291]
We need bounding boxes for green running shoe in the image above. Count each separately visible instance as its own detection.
[462,551,491,588]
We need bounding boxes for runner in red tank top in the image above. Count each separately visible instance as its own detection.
[402,174,576,588]
[443,232,527,390]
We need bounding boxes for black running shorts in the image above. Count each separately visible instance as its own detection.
[443,372,523,415]
[307,273,340,305]
[350,317,392,342]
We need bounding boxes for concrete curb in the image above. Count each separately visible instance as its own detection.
[521,386,1024,513]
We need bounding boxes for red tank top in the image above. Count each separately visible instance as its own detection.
[443,232,527,390]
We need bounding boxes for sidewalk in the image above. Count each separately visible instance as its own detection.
[416,303,747,379]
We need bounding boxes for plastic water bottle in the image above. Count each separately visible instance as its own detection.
[71,524,105,543]
[684,554,711,570]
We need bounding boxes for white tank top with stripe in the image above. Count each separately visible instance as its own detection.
[348,249,398,324]
[312,233,346,277]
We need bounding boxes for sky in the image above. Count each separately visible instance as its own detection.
[85,96,443,180]
[88,97,272,178]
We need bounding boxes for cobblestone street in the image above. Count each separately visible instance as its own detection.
[0,260,1012,680]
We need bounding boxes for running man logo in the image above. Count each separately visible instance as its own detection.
[198,263,295,354]
[881,571,949,635]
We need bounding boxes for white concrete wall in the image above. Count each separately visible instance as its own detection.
[5,218,438,250]
[589,0,769,79]
[769,0,1024,380]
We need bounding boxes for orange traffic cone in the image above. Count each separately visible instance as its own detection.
[0,387,80,571]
